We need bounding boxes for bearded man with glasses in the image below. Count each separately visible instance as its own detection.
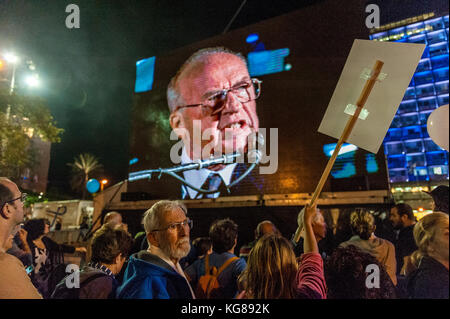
[0,177,41,298]
[167,47,263,199]
[117,200,195,299]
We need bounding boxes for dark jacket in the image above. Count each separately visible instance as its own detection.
[394,225,417,274]
[116,250,194,299]
[79,267,118,299]
[51,266,118,299]
[407,256,449,299]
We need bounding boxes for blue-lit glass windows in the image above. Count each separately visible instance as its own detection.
[426,29,447,44]
[409,34,427,44]
[434,80,449,94]
[389,169,408,183]
[425,17,445,31]
[404,87,416,99]
[372,15,449,183]
[402,126,422,139]
[414,71,434,85]
[398,100,418,114]
[385,142,405,155]
[404,139,424,153]
[430,55,449,69]
[437,94,449,106]
[424,138,443,152]
[400,113,420,126]
[433,67,449,82]
[406,153,427,167]
[415,84,435,97]
[406,22,426,36]
[426,151,448,166]
[416,58,432,72]
[429,42,448,57]
[417,97,437,111]
[387,155,406,169]
[428,165,449,180]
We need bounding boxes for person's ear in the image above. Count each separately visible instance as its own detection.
[400,214,408,224]
[114,253,124,265]
[1,203,11,219]
[170,112,188,140]
[147,232,158,247]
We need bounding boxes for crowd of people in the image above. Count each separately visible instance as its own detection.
[1,177,449,299]
[0,46,448,300]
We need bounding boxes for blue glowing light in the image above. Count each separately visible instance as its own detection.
[246,33,259,43]
[323,143,358,179]
[323,143,358,157]
[247,48,290,76]
[331,162,357,179]
[129,157,139,165]
[366,154,379,173]
[135,56,156,93]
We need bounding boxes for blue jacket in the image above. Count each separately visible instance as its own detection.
[116,250,193,299]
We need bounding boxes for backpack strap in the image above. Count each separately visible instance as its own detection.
[204,254,210,274]
[216,256,239,277]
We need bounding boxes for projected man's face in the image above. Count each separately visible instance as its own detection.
[173,53,259,161]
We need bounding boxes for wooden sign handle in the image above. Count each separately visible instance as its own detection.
[293,60,384,243]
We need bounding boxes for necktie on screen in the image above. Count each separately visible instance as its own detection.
[203,172,223,198]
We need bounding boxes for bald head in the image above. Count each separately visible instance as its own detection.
[0,177,24,229]
[255,220,279,239]
[0,178,15,203]
[167,47,247,113]
[103,211,123,226]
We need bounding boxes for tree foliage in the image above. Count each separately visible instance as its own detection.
[67,153,103,199]
[0,87,63,181]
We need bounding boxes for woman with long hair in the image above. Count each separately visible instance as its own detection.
[406,212,449,299]
[24,218,86,298]
[237,204,326,299]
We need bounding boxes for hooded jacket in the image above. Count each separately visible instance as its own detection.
[340,235,397,285]
[116,250,194,299]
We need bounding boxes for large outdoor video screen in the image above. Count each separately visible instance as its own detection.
[127,3,390,200]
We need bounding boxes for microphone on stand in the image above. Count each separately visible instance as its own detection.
[128,129,264,194]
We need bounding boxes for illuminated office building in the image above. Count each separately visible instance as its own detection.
[370,15,449,193]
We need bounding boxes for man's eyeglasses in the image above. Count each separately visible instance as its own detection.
[174,78,262,116]
[2,193,27,207]
[151,218,193,232]
[0,193,27,218]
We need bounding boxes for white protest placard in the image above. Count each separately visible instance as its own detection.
[318,39,425,153]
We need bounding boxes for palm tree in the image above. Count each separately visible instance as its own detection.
[67,153,103,199]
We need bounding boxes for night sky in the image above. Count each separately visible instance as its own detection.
[0,0,446,196]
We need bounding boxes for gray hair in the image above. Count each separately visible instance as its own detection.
[143,200,187,234]
[167,47,247,113]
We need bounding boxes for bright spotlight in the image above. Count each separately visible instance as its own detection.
[25,74,40,87]
[4,53,19,64]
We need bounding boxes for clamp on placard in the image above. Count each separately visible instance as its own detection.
[360,68,387,82]
[344,104,370,120]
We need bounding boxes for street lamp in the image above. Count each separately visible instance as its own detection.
[3,53,19,95]
[25,74,40,87]
[100,179,108,191]
[4,53,19,64]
